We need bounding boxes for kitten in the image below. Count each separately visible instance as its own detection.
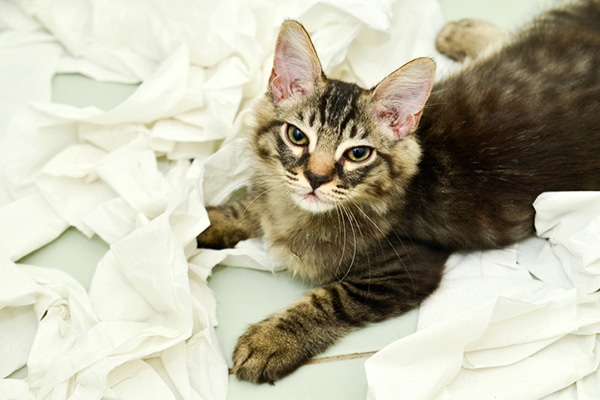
[197,0,600,384]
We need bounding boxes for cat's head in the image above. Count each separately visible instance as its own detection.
[252,20,435,215]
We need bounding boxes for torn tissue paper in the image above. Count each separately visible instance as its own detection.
[366,192,600,400]
[0,0,447,398]
[1,0,598,400]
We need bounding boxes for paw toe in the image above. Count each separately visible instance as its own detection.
[232,320,308,384]
[436,19,505,62]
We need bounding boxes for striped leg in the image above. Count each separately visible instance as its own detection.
[232,240,450,384]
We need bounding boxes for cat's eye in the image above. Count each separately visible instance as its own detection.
[345,146,372,162]
[286,125,309,146]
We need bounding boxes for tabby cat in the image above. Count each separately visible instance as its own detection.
[197,0,600,384]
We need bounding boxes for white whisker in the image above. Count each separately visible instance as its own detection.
[337,203,362,282]
[241,183,287,217]
[351,204,417,297]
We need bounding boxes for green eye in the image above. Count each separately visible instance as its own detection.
[287,125,308,146]
[345,146,372,162]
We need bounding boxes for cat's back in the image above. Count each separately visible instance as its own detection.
[404,0,600,250]
[429,0,600,144]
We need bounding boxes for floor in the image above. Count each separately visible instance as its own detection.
[15,0,554,398]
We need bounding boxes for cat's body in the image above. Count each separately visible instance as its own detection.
[408,5,600,250]
[198,0,600,384]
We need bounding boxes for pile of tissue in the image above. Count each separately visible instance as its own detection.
[366,192,600,399]
[1,0,598,399]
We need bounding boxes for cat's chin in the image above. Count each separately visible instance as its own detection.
[292,193,336,214]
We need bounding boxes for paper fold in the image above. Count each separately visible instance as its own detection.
[366,194,600,400]
[1,0,598,399]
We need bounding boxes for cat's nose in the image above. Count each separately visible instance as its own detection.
[304,171,332,190]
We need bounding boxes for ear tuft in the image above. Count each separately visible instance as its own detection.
[370,58,436,139]
[269,20,324,104]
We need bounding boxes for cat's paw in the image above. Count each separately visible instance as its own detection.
[232,317,311,384]
[195,224,241,249]
[196,206,253,249]
[436,19,507,62]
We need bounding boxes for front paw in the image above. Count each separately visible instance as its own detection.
[232,317,311,384]
[196,206,251,249]
[196,224,242,249]
[197,202,262,249]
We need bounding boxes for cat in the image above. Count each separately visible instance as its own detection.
[197,0,600,384]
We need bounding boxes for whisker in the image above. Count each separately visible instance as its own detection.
[241,183,287,217]
[351,204,417,299]
[337,203,361,282]
[334,205,348,277]
[209,179,252,205]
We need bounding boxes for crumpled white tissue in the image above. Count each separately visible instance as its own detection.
[3,0,598,399]
[0,0,453,399]
[365,192,600,400]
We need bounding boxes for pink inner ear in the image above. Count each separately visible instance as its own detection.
[373,106,423,140]
[269,71,312,104]
[269,21,323,104]
[269,72,287,104]
[370,58,436,139]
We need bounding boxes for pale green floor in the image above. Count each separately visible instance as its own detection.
[14,0,554,398]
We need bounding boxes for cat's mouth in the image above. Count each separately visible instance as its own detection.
[292,190,336,213]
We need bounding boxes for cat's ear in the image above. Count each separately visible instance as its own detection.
[369,58,436,140]
[269,20,324,104]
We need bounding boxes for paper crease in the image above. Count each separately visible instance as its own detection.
[1,0,598,399]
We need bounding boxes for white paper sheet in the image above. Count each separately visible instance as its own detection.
[1,0,597,399]
[365,193,600,400]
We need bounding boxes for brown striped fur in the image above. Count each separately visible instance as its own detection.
[197,0,600,384]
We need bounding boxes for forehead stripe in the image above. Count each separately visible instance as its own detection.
[318,85,334,125]
[308,110,317,126]
[325,82,363,135]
